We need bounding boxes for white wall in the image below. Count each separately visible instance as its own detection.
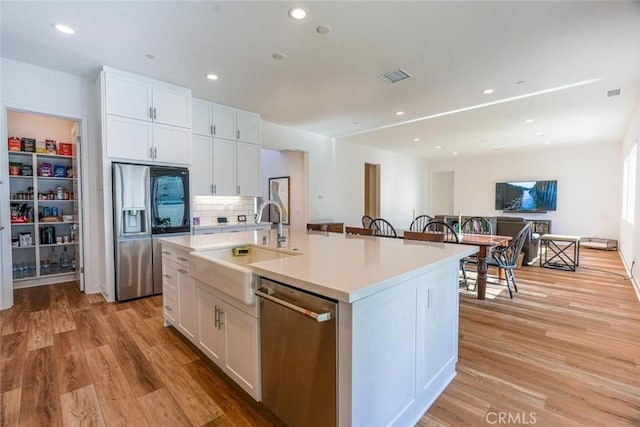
[430,171,454,216]
[428,142,621,238]
[1,59,101,309]
[619,98,640,298]
[261,120,429,231]
[261,149,307,230]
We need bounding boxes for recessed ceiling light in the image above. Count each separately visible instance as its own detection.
[435,146,442,150]
[316,25,331,35]
[544,141,551,145]
[524,119,534,124]
[272,52,286,60]
[412,138,420,142]
[52,23,74,34]
[452,151,459,155]
[481,88,494,95]
[288,7,307,20]
[206,73,218,81]
[145,54,155,60]
[536,131,545,136]
[395,111,405,116]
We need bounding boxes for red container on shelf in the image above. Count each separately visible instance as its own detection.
[58,142,73,156]
[8,136,21,151]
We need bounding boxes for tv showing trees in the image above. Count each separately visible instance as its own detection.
[495,180,557,212]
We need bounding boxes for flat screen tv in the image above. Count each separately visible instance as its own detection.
[495,180,557,212]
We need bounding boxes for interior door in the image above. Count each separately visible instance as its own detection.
[72,122,84,291]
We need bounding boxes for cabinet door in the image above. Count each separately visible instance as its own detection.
[416,263,458,393]
[223,302,260,400]
[153,124,191,165]
[106,115,153,161]
[236,111,260,144]
[236,142,261,196]
[211,104,236,140]
[105,72,153,121]
[212,138,236,195]
[152,84,191,128]
[163,289,178,326]
[178,272,196,342]
[196,286,225,365]
[191,135,213,195]
[192,99,213,136]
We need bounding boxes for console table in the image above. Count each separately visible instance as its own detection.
[540,234,581,271]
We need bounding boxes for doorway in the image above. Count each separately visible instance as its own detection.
[364,163,380,218]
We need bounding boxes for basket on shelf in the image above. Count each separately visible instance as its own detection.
[580,237,618,251]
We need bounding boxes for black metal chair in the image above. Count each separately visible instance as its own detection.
[423,221,468,287]
[409,214,433,232]
[362,215,374,229]
[370,218,397,238]
[461,216,493,235]
[487,223,531,298]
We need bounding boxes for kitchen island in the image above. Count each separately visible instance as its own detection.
[160,228,476,427]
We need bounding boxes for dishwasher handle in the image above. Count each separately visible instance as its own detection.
[256,288,332,322]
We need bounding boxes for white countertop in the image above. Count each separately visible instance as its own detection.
[160,229,477,303]
[193,222,272,230]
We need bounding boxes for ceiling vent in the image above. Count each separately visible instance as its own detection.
[379,68,412,84]
[607,88,621,97]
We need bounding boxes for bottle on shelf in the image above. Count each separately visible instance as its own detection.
[60,247,72,272]
[50,246,59,274]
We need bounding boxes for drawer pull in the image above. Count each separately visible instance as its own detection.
[162,251,171,255]
[164,305,173,311]
[177,268,188,274]
[177,257,188,262]
[163,274,172,279]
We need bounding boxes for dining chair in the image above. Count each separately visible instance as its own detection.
[409,214,433,232]
[370,218,397,238]
[461,216,493,235]
[345,226,374,236]
[487,222,531,298]
[361,215,374,228]
[422,221,468,287]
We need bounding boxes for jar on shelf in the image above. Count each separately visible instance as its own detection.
[57,186,64,200]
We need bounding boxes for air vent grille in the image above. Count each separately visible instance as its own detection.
[379,68,412,84]
[607,88,621,97]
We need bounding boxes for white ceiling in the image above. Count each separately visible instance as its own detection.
[2,1,640,160]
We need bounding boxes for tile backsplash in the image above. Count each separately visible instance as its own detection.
[193,196,257,225]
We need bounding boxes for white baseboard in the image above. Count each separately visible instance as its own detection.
[619,251,639,302]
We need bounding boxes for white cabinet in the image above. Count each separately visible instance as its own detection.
[196,283,260,400]
[191,98,261,196]
[236,111,260,144]
[236,142,261,196]
[103,68,192,165]
[161,246,196,342]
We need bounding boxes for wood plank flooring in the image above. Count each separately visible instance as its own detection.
[1,248,639,426]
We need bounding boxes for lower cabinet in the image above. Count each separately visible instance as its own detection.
[196,283,260,400]
[162,247,196,342]
[177,272,196,341]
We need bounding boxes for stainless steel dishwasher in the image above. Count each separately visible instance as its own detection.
[257,278,337,427]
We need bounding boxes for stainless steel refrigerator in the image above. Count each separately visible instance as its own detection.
[113,163,190,301]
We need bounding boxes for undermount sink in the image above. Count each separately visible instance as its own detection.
[190,245,299,305]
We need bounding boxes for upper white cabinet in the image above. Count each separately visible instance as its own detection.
[102,68,192,165]
[191,98,261,196]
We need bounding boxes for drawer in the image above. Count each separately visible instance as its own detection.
[162,260,178,292]
[163,290,177,324]
[161,246,190,267]
[221,226,247,233]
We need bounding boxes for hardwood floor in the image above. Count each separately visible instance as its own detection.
[1,248,638,426]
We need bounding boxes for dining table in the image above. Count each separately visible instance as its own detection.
[399,230,512,300]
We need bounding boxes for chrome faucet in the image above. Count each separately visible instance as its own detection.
[256,200,286,245]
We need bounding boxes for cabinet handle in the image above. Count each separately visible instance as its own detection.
[149,107,153,119]
[177,256,188,262]
[214,305,219,328]
[153,107,157,120]
[218,311,224,330]
[164,305,173,311]
[177,268,187,274]
[236,186,240,195]
[213,184,216,194]
[163,274,172,279]
[150,147,154,159]
[154,147,158,159]
[213,125,216,135]
[0,226,4,231]
[210,184,214,194]
[237,130,240,140]
[210,125,214,135]
[162,250,171,255]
